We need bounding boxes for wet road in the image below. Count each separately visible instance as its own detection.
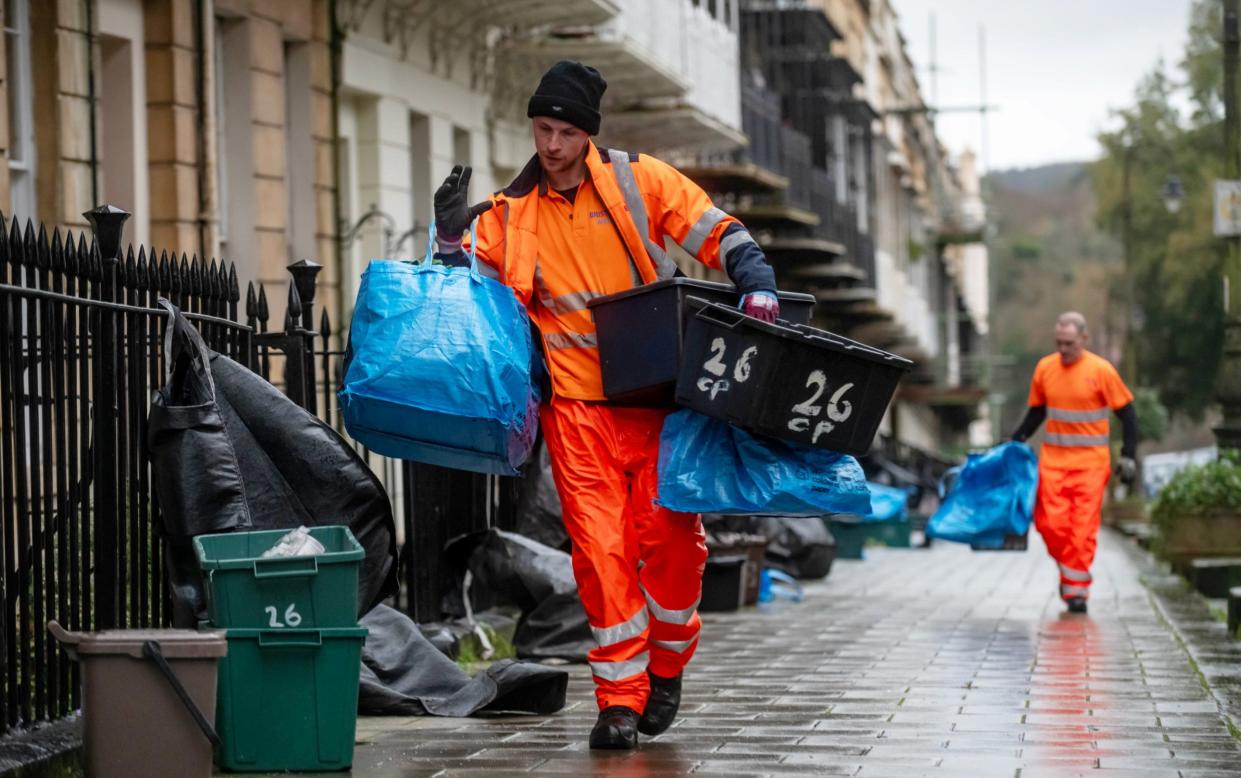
[324,528,1241,776]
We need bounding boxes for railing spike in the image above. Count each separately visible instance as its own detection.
[257,284,270,321]
[136,249,150,291]
[8,216,22,266]
[154,250,167,293]
[24,219,40,268]
[50,228,65,273]
[0,212,8,270]
[207,258,219,300]
[286,279,303,325]
[35,223,51,270]
[64,230,80,277]
[124,245,137,287]
[75,233,89,281]
[170,252,183,296]
[245,281,258,324]
[189,254,201,297]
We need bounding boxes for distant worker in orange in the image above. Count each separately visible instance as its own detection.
[1011,312,1137,614]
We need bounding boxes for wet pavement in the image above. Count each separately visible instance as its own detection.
[340,528,1241,777]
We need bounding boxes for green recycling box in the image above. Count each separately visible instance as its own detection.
[193,526,363,629]
[215,626,367,772]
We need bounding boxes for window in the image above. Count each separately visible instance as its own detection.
[213,15,256,289]
[6,0,35,220]
[99,36,135,218]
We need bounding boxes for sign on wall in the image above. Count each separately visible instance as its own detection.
[1214,179,1241,237]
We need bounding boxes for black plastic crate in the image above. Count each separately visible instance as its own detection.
[588,278,815,404]
[674,299,913,456]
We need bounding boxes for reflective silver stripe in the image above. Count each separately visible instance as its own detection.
[1044,433,1110,447]
[1059,564,1092,582]
[1061,584,1090,597]
[652,633,699,654]
[680,206,728,258]
[544,331,598,351]
[590,652,649,682]
[533,264,602,315]
[1047,406,1110,423]
[643,587,699,626]
[591,607,649,648]
[607,148,678,281]
[719,229,757,259]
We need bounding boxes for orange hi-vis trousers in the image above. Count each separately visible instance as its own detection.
[540,398,708,712]
[1033,463,1111,601]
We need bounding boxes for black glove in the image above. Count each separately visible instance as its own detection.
[434,165,493,239]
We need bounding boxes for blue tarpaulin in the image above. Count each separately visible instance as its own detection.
[657,410,871,516]
[927,442,1038,546]
[865,481,911,522]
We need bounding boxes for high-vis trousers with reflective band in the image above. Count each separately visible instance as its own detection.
[1033,463,1110,601]
[540,398,708,711]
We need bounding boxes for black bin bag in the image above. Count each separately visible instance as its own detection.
[148,301,398,627]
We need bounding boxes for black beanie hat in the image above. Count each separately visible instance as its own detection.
[527,61,607,135]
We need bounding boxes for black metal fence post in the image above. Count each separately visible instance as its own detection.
[83,205,128,631]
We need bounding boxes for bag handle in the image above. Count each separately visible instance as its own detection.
[142,640,222,748]
[423,222,480,281]
[157,298,216,393]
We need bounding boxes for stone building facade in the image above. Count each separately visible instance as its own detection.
[1,0,338,326]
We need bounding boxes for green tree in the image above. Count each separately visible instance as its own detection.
[1091,1,1227,419]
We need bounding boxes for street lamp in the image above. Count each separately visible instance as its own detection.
[1160,174,1184,214]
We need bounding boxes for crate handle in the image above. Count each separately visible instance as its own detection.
[692,302,748,330]
[142,640,222,748]
[258,631,324,649]
[252,555,319,579]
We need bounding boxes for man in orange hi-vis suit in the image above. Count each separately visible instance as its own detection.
[430,61,781,749]
[1011,312,1138,614]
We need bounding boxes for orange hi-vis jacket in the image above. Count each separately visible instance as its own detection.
[1027,350,1134,471]
[467,142,754,401]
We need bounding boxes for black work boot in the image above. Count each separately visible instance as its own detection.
[637,672,682,736]
[1066,597,1088,614]
[589,706,640,750]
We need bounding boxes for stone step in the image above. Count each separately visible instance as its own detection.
[1189,557,1241,599]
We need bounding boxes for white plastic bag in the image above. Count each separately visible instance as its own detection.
[260,526,326,559]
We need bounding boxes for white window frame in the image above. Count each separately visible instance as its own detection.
[6,0,36,220]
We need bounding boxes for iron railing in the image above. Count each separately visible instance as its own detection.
[0,204,519,735]
[0,206,262,731]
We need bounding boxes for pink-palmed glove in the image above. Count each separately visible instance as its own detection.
[740,291,780,323]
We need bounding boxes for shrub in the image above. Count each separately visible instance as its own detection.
[1150,450,1241,533]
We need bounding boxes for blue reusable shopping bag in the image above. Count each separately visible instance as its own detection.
[656,409,871,516]
[340,226,538,476]
[926,442,1038,546]
[865,481,912,522]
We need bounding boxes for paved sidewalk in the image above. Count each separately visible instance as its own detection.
[343,528,1241,777]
